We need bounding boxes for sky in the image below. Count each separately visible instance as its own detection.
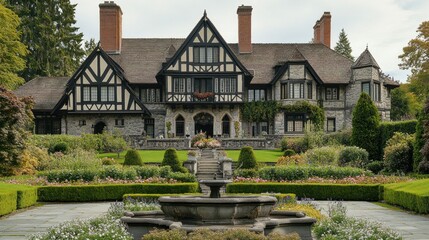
[70,0,429,82]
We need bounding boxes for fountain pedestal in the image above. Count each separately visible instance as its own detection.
[199,179,231,198]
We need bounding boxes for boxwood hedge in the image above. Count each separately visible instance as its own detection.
[383,179,429,214]
[226,183,380,201]
[0,183,38,216]
[38,183,199,202]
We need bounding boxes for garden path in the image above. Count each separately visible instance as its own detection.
[314,201,429,240]
[0,201,428,239]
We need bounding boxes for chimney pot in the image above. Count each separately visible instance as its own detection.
[99,1,122,53]
[237,5,253,53]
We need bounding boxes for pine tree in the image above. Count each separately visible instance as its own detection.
[6,0,84,81]
[83,38,97,61]
[0,2,26,90]
[334,29,354,61]
[351,93,381,161]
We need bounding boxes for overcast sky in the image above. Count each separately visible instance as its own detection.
[70,0,429,82]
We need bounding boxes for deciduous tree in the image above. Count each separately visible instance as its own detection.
[399,21,429,103]
[0,87,34,176]
[334,29,354,61]
[391,87,411,120]
[0,2,26,90]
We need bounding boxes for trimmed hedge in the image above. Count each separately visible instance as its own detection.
[226,183,380,201]
[383,179,429,214]
[0,191,17,216]
[0,183,38,216]
[38,183,199,202]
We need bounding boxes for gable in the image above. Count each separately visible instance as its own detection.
[158,13,252,77]
[273,62,322,84]
[53,46,150,115]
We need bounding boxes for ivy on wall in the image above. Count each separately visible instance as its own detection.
[281,101,325,131]
[241,100,325,131]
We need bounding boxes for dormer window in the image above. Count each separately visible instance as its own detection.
[193,46,219,63]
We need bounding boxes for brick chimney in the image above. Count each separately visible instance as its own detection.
[313,12,331,48]
[99,1,122,53]
[237,5,253,53]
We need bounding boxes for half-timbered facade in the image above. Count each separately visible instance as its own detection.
[15,2,399,138]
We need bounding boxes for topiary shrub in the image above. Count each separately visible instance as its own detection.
[338,146,369,167]
[352,93,381,161]
[383,132,414,173]
[237,146,257,169]
[283,149,296,157]
[50,142,69,154]
[276,155,305,166]
[365,161,384,174]
[101,157,116,165]
[162,148,186,173]
[123,149,143,166]
[304,146,341,166]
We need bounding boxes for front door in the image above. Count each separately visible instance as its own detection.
[194,112,213,137]
[94,121,106,134]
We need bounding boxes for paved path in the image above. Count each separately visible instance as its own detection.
[0,201,428,239]
[0,202,111,240]
[314,201,429,240]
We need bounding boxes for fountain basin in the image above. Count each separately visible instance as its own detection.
[159,195,276,225]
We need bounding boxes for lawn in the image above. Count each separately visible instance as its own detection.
[98,149,283,163]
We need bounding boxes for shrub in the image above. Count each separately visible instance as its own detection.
[283,149,296,157]
[142,228,300,240]
[167,172,197,182]
[303,130,325,149]
[50,142,69,154]
[99,166,128,180]
[418,161,429,174]
[414,111,426,171]
[237,146,257,169]
[379,120,417,159]
[0,191,17,216]
[42,169,99,182]
[366,161,384,174]
[304,146,341,166]
[37,183,199,202]
[133,165,161,179]
[352,93,381,161]
[162,148,185,172]
[0,183,38,216]
[41,149,102,171]
[338,146,369,167]
[101,157,116,165]
[100,131,128,156]
[322,129,352,146]
[280,136,307,153]
[123,149,143,166]
[383,132,414,173]
[18,144,49,175]
[233,169,258,178]
[276,155,305,166]
[227,183,380,201]
[159,166,172,178]
[276,202,324,221]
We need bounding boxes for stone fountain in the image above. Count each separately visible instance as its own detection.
[121,180,316,240]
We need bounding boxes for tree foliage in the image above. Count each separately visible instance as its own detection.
[334,28,354,61]
[83,38,97,61]
[0,87,34,176]
[281,101,325,131]
[241,100,281,123]
[414,110,426,170]
[6,0,84,81]
[351,93,381,160]
[399,21,429,102]
[391,87,411,120]
[0,2,26,90]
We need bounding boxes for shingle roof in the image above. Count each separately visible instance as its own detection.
[14,77,68,111]
[113,39,354,85]
[352,48,380,69]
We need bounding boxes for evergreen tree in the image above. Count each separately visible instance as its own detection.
[83,38,97,61]
[0,2,26,90]
[413,109,426,170]
[351,93,381,161]
[6,0,84,81]
[334,29,354,61]
[391,87,411,120]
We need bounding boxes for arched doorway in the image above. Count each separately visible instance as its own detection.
[194,112,213,137]
[175,115,185,137]
[93,121,106,134]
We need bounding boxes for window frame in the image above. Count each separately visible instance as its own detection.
[193,46,220,63]
[361,82,371,96]
[325,86,339,100]
[327,118,336,132]
[144,118,155,138]
[284,114,305,133]
[248,89,266,101]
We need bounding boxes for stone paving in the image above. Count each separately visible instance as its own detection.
[0,202,111,240]
[0,201,428,239]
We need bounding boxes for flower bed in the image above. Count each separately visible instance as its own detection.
[233,175,413,184]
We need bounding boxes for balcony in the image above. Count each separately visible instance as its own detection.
[166,92,243,104]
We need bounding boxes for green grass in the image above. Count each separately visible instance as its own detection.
[98,149,283,163]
